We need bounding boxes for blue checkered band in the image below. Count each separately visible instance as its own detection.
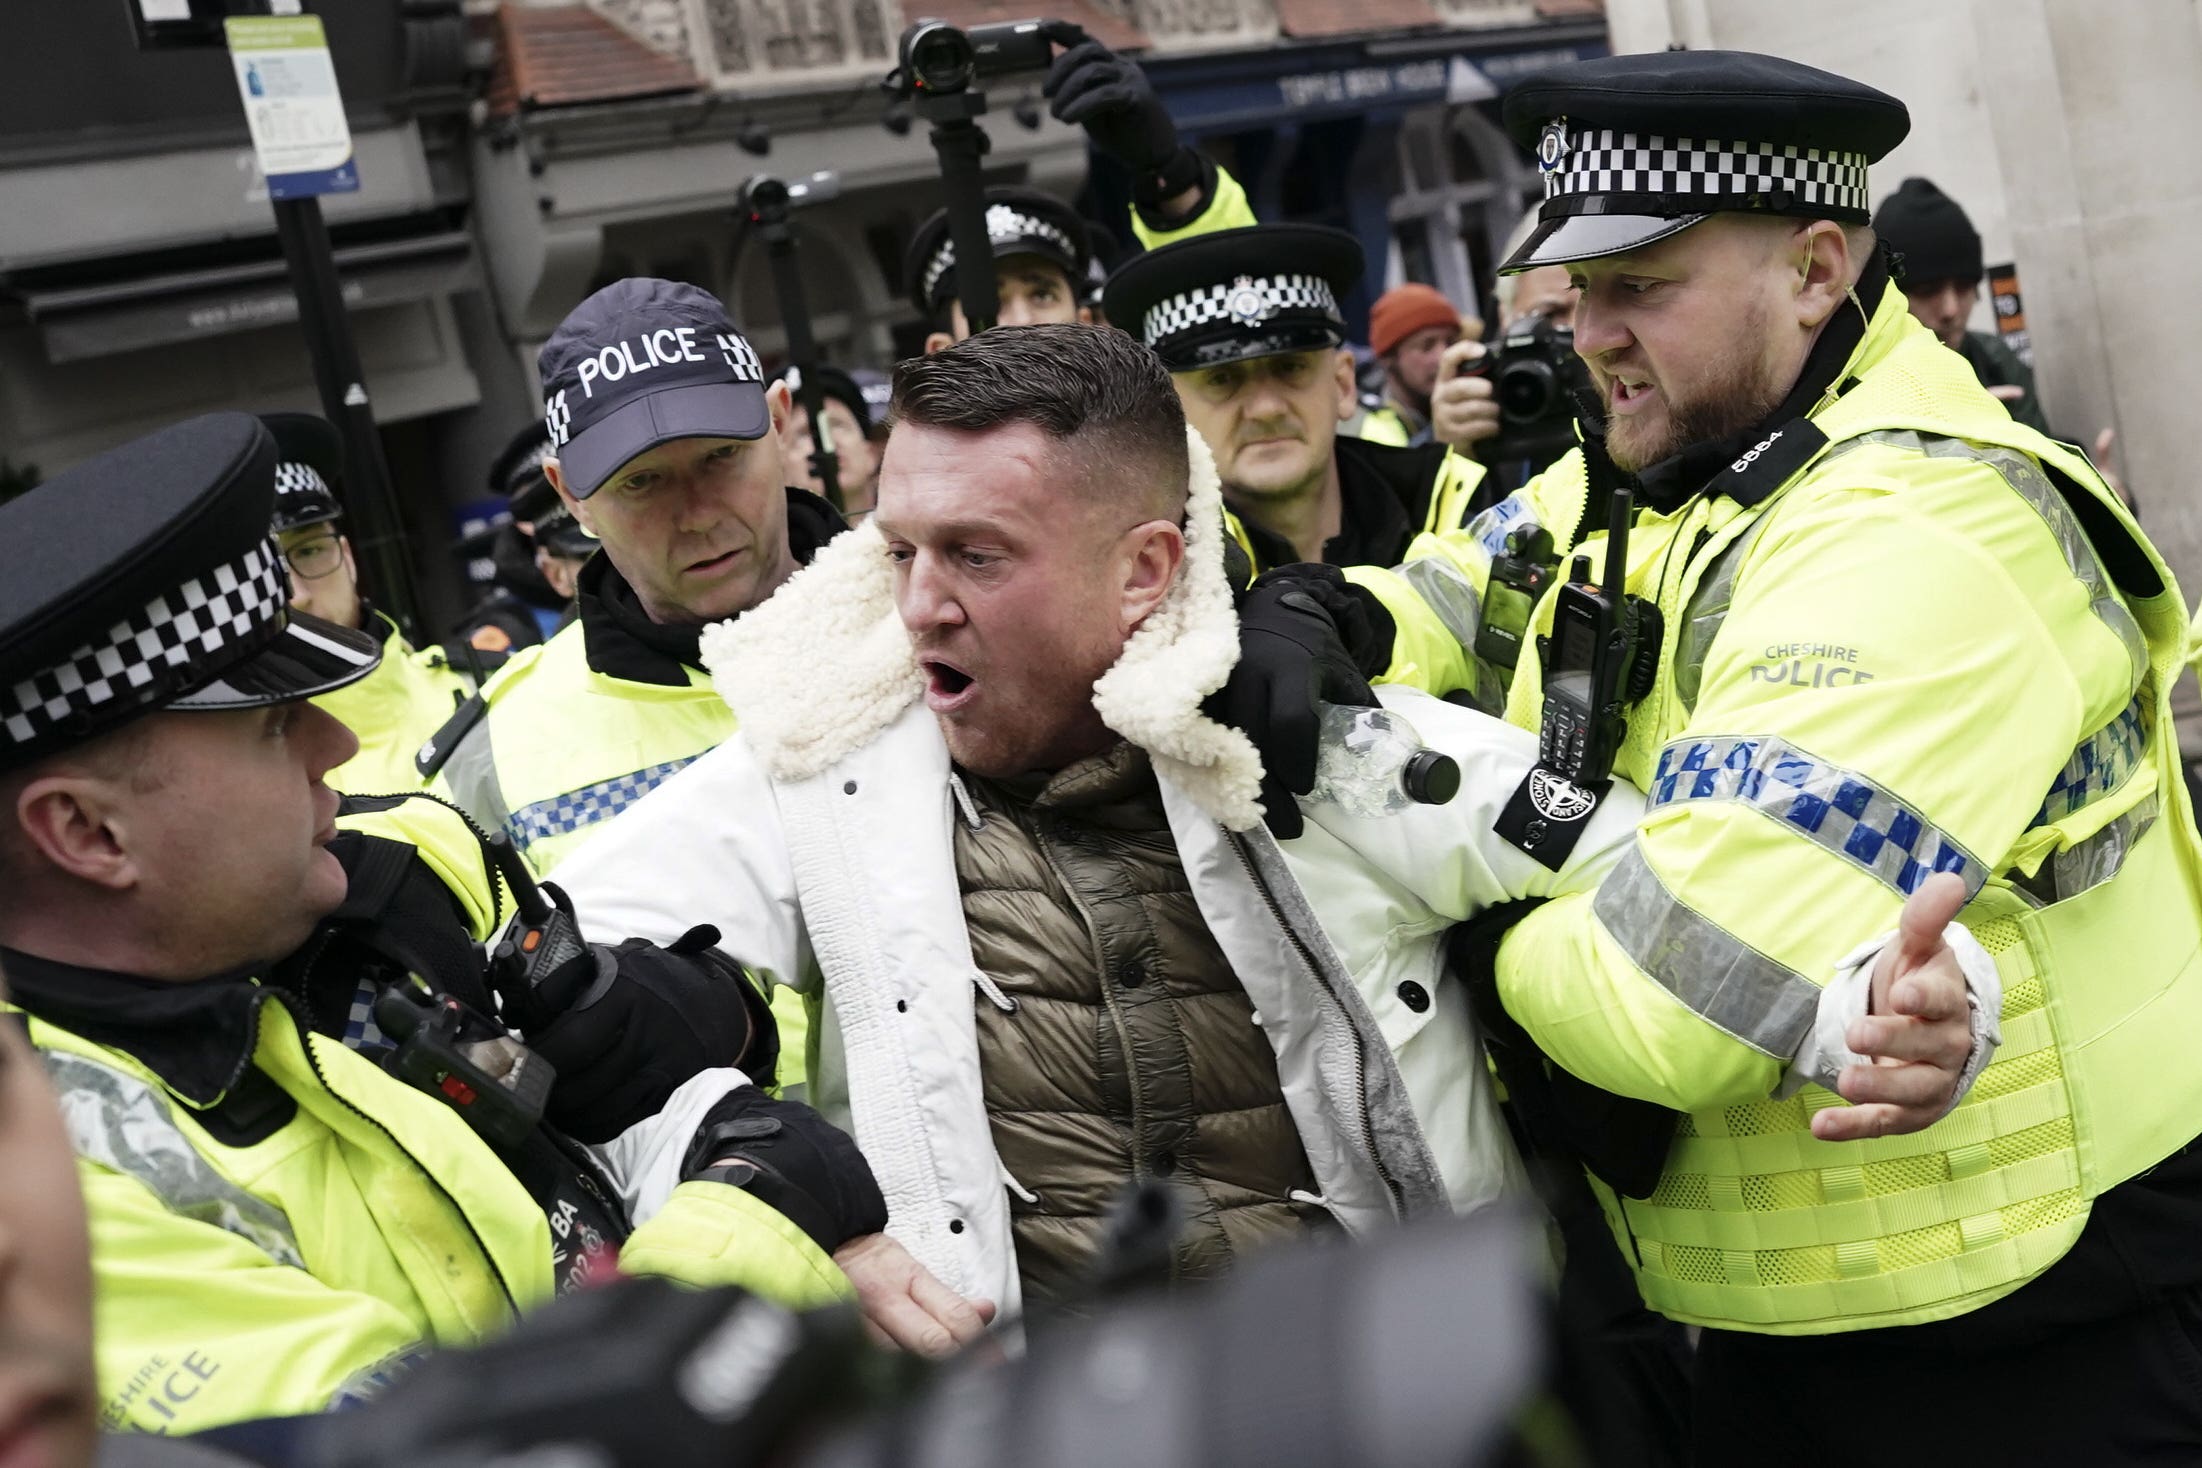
[2033,695,2148,828]
[922,203,1080,307]
[507,754,699,853]
[1538,120,1871,218]
[2,539,287,752]
[342,978,393,1056]
[1141,273,1342,349]
[1649,734,1982,897]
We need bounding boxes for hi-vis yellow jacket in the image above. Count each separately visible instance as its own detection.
[29,797,848,1436]
[1355,284,2202,1334]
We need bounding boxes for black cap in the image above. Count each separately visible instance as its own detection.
[848,368,893,434]
[1103,224,1363,373]
[262,411,345,534]
[1872,177,1983,289]
[488,419,556,510]
[903,188,1091,320]
[0,413,381,772]
[1499,50,1911,273]
[538,279,770,500]
[771,363,873,437]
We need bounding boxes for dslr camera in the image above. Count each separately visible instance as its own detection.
[1468,317,1594,469]
[892,17,1052,96]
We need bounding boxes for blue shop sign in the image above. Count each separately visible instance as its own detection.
[1153,37,1607,134]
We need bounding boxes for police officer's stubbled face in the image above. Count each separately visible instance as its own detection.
[1388,324,1456,403]
[1174,350,1357,504]
[929,257,1080,350]
[779,398,879,515]
[131,706,356,972]
[1904,278,1978,351]
[0,971,96,1468]
[1503,264,1577,333]
[1567,214,1855,473]
[879,421,1182,779]
[554,388,796,627]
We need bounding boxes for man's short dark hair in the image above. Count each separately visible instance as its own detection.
[890,323,1190,517]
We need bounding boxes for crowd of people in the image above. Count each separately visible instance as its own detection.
[0,35,2196,1468]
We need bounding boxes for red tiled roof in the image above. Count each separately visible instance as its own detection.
[485,4,704,118]
[1272,0,1440,39]
[911,0,1150,54]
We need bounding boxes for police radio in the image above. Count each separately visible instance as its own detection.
[485,831,590,1022]
[1495,487,1662,868]
[375,978,554,1150]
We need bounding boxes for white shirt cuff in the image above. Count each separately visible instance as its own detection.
[1779,923,2002,1117]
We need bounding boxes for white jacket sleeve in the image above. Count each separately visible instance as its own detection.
[550,733,815,991]
[1296,686,1645,922]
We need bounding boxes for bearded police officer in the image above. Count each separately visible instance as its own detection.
[0,413,973,1437]
[1221,50,2202,1463]
[262,412,473,796]
[1105,224,1487,572]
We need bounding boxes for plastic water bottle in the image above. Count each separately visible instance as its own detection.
[1306,702,1462,818]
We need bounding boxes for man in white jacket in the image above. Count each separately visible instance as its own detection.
[554,325,1985,1329]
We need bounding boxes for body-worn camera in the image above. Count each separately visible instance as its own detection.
[1468,317,1595,469]
[895,17,1052,95]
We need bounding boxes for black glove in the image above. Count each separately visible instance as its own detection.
[1208,565,1396,840]
[1446,901,1678,1200]
[300,1277,881,1468]
[683,1087,889,1254]
[1040,21,1189,184]
[523,924,777,1144]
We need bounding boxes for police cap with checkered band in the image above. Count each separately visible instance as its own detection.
[1102,223,1363,373]
[903,187,1092,320]
[538,278,771,501]
[262,411,346,534]
[1499,50,1910,274]
[0,412,382,773]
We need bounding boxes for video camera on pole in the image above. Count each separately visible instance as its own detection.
[883,18,1056,334]
[736,171,846,513]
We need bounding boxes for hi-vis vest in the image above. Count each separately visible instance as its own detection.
[315,611,469,797]
[1357,288,2202,1334]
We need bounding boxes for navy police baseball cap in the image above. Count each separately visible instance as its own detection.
[538,279,771,500]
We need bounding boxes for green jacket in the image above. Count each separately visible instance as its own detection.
[12,796,847,1436]
[1356,277,2202,1333]
[314,610,470,797]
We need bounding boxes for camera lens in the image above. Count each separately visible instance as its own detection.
[1495,359,1559,425]
[905,22,975,93]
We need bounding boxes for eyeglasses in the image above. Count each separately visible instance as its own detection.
[282,534,344,581]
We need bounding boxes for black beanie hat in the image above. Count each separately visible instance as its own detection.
[1873,177,1983,290]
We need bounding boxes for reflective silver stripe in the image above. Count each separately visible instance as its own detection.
[2051,791,2158,900]
[435,717,513,847]
[1648,733,1985,899]
[1674,513,1773,714]
[1830,429,2149,690]
[1591,847,1822,1058]
[42,1049,304,1268]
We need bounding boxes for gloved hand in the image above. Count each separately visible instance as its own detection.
[300,1276,881,1468]
[522,923,777,1144]
[683,1087,889,1255]
[1040,21,1184,179]
[1207,565,1396,840]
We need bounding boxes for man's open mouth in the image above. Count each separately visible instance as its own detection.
[921,657,978,711]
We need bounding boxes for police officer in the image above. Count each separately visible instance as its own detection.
[1104,223,1486,571]
[260,412,473,796]
[904,186,1097,352]
[1223,51,2202,1463]
[772,362,879,517]
[503,429,600,613]
[450,422,580,663]
[420,280,834,1085]
[0,413,986,1437]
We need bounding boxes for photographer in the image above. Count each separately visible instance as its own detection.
[1104,223,1486,570]
[1355,284,1501,458]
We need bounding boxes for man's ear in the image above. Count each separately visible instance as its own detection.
[1793,220,1855,331]
[923,330,954,355]
[765,380,793,434]
[15,774,136,893]
[545,457,597,537]
[1333,349,1359,424]
[1118,519,1186,634]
